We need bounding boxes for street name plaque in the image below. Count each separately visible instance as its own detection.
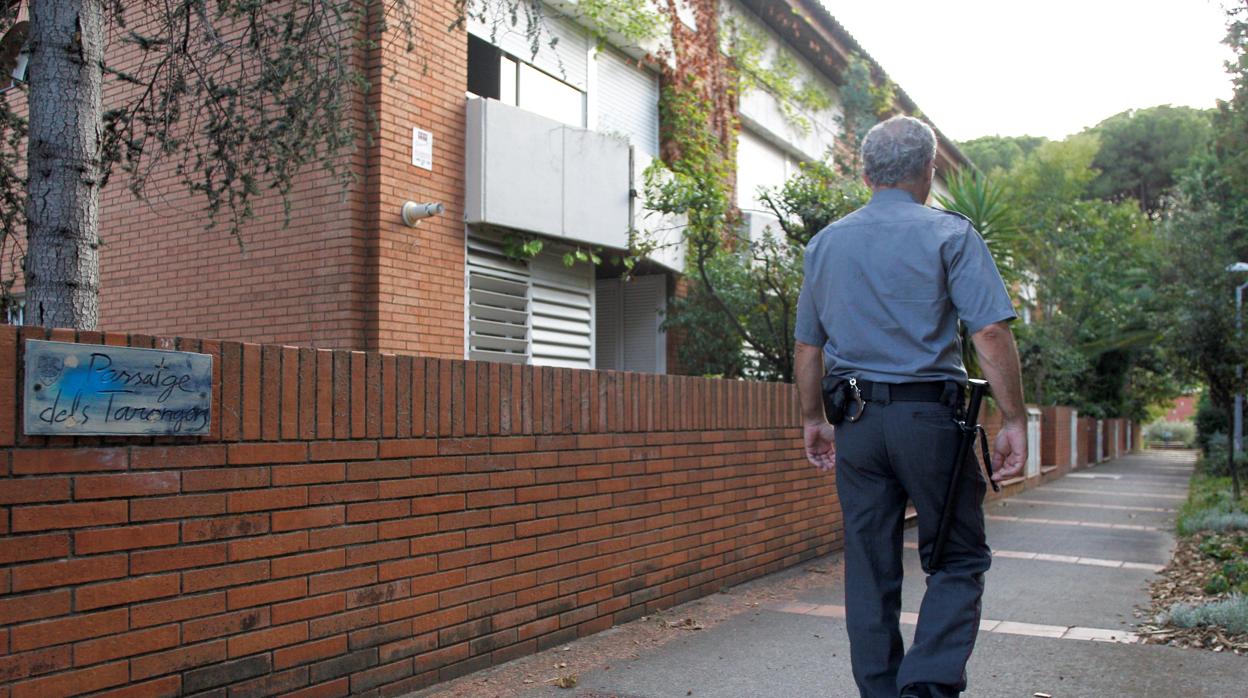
[23,340,213,436]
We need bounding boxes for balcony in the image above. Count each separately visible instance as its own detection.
[464,97,631,250]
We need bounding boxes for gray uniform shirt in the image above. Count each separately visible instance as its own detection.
[795,188,1016,385]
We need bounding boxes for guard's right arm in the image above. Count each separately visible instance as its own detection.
[795,341,836,472]
[971,321,1028,481]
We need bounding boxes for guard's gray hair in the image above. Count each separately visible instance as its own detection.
[860,115,937,186]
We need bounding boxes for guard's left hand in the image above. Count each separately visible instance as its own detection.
[804,421,836,472]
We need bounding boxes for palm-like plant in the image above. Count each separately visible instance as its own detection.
[934,168,1024,285]
[934,168,1025,377]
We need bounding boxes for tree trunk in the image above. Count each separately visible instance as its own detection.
[24,0,103,329]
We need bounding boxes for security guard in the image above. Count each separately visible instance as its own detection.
[794,115,1027,698]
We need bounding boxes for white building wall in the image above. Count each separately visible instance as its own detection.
[723,0,844,163]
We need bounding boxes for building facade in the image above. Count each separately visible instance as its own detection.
[3,0,969,370]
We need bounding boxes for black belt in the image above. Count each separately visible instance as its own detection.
[856,379,959,404]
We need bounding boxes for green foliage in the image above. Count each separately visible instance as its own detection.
[499,231,603,268]
[643,42,890,381]
[1086,105,1212,215]
[662,230,801,381]
[1178,472,1248,535]
[1156,4,1248,495]
[1143,420,1197,447]
[756,161,870,246]
[958,134,1047,174]
[934,169,1022,285]
[1200,532,1248,596]
[723,17,832,133]
[1014,319,1091,407]
[836,54,895,162]
[1158,156,1245,421]
[651,155,868,381]
[1199,532,1248,560]
[663,275,753,379]
[989,135,1173,419]
[567,0,667,48]
[1195,393,1230,454]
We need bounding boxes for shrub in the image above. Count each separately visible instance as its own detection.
[1198,434,1248,477]
[1180,510,1248,535]
[1165,594,1248,634]
[1144,420,1196,447]
[1176,474,1248,535]
[1194,394,1228,454]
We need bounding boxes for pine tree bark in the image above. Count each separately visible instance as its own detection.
[24,0,103,329]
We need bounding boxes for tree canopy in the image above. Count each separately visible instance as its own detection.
[959,134,1048,174]
[1086,105,1213,215]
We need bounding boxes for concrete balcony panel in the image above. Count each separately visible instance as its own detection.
[465,97,630,250]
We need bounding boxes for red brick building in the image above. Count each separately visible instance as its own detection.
[3,0,968,369]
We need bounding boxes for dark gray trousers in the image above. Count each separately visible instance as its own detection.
[834,398,991,698]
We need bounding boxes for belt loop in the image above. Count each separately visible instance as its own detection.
[940,381,959,408]
[877,383,891,405]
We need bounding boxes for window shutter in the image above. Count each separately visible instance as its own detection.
[620,275,666,373]
[466,233,530,364]
[595,279,622,370]
[596,48,660,156]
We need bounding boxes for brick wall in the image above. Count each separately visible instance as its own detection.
[368,2,470,357]
[0,326,839,696]
[5,3,473,355]
[1080,417,1097,466]
[95,7,379,349]
[1039,406,1076,471]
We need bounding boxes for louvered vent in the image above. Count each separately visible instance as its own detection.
[465,230,594,369]
[530,252,594,369]
[466,234,530,364]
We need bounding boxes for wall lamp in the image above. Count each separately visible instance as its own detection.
[402,201,444,227]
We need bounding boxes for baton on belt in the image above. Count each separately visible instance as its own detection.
[930,378,999,570]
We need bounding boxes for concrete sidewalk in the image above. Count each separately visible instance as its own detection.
[415,451,1245,698]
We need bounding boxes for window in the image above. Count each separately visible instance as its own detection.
[466,230,595,369]
[737,128,798,214]
[517,63,583,127]
[467,34,503,100]
[466,34,584,128]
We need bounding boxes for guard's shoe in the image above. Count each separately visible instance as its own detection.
[899,684,935,698]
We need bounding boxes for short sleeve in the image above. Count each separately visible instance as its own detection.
[795,250,828,347]
[945,223,1017,334]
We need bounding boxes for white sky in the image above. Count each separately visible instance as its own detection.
[820,0,1235,142]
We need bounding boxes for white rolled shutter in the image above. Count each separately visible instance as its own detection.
[593,275,666,373]
[595,279,622,370]
[595,48,660,156]
[621,275,666,373]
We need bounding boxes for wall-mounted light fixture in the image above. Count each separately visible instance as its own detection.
[401,201,444,228]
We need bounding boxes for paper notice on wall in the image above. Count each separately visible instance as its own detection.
[412,127,433,170]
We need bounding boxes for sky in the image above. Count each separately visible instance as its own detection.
[820,0,1235,142]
